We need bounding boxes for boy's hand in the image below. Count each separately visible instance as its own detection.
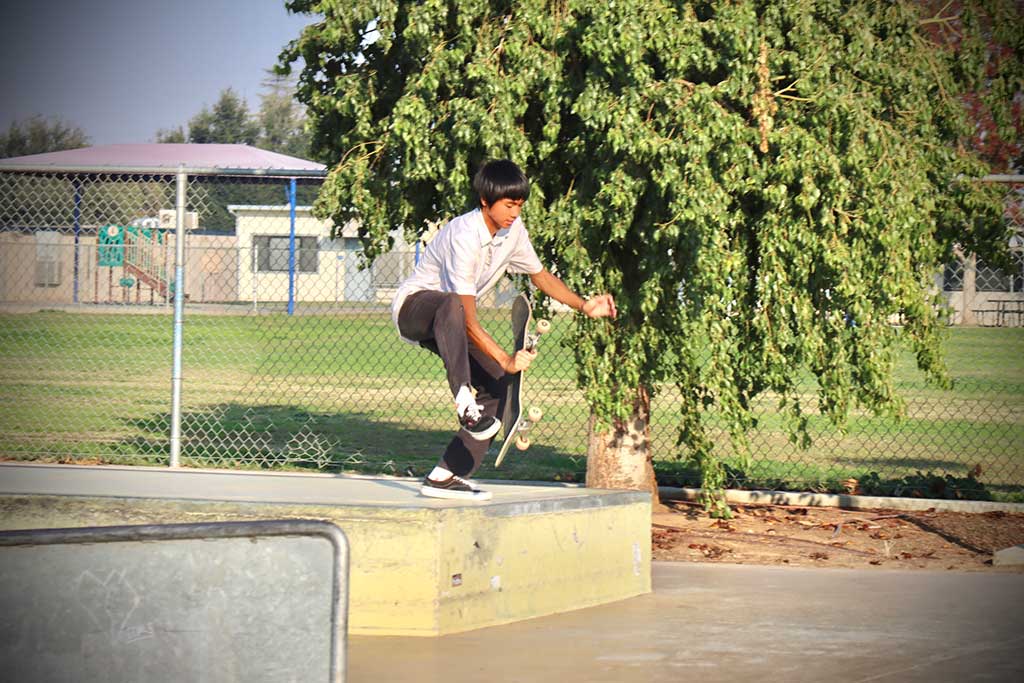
[504,348,537,374]
[582,294,617,319]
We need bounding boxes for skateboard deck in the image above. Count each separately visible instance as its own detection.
[495,294,549,467]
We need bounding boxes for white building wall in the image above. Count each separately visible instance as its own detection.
[232,205,355,304]
[231,205,416,305]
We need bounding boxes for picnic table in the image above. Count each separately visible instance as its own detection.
[977,297,1024,327]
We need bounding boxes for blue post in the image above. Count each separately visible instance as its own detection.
[72,178,82,303]
[287,178,297,316]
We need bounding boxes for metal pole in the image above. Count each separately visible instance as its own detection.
[287,178,297,315]
[169,169,187,467]
[72,178,82,303]
[164,233,170,308]
[253,243,259,313]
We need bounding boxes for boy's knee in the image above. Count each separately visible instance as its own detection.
[437,293,465,325]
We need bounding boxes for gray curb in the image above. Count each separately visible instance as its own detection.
[658,486,1024,514]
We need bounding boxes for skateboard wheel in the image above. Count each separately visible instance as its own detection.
[515,436,530,450]
[527,406,543,422]
[536,319,551,334]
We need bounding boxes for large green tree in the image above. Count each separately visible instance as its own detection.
[156,88,260,146]
[281,0,1019,513]
[1,115,89,158]
[258,71,311,158]
[156,81,309,157]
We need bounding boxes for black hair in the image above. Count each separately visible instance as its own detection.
[472,159,530,207]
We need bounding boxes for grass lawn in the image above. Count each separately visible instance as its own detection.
[0,310,1021,500]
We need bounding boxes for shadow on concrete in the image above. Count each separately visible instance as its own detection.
[111,403,585,482]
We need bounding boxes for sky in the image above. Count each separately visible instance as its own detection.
[0,1,317,147]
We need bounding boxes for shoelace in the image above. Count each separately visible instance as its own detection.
[464,403,484,422]
[451,474,474,488]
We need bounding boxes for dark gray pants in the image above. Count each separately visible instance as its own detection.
[397,290,507,477]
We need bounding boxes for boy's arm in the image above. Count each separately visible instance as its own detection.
[529,269,617,319]
[460,294,536,374]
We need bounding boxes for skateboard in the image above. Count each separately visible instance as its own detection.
[495,293,550,467]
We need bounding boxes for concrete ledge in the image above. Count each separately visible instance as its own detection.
[659,486,1024,514]
[994,545,1024,567]
[0,464,651,636]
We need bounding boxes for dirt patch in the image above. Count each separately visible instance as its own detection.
[652,500,1024,572]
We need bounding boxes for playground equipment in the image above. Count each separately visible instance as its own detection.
[97,218,174,304]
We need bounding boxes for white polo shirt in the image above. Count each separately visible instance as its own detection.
[392,208,543,342]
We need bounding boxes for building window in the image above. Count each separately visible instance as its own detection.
[942,261,963,292]
[975,260,1008,292]
[942,253,1024,293]
[253,235,318,273]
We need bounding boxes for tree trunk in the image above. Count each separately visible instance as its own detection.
[585,386,660,505]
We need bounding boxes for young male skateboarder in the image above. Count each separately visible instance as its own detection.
[392,159,616,501]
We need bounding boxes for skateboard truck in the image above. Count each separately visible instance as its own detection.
[524,319,551,352]
[495,303,550,468]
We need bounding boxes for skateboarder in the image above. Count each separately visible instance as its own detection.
[392,159,616,501]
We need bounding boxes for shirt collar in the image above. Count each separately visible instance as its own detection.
[473,209,494,247]
[473,208,515,250]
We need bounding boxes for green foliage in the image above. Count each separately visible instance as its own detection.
[258,71,311,158]
[281,0,1019,506]
[156,78,308,158]
[855,470,993,501]
[1,115,89,158]
[155,126,187,144]
[183,87,260,145]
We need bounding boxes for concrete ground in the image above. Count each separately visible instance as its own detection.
[351,562,1024,683]
[2,464,1021,681]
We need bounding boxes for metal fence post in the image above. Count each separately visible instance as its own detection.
[253,243,259,313]
[287,178,297,316]
[164,236,170,308]
[72,178,82,303]
[169,169,187,467]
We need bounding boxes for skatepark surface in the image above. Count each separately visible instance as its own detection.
[350,561,1024,683]
[1,463,1021,680]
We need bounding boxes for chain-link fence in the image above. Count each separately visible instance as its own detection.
[1,167,1021,501]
